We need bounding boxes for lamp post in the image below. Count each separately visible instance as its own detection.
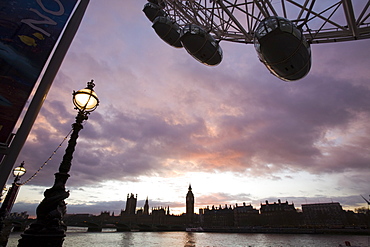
[0,162,26,246]
[0,162,27,216]
[0,187,7,203]
[18,80,99,247]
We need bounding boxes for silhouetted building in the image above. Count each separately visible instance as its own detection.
[260,200,299,226]
[152,207,166,225]
[344,210,369,228]
[202,205,234,227]
[123,193,137,215]
[143,197,149,215]
[63,189,370,232]
[234,202,259,227]
[186,184,194,224]
[302,202,347,227]
[260,199,296,215]
[200,203,260,228]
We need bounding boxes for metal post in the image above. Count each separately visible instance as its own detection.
[18,111,87,247]
[0,183,21,218]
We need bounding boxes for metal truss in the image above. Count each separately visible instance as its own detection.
[158,0,370,44]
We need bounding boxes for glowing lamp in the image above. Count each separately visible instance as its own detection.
[73,80,99,112]
[13,161,26,178]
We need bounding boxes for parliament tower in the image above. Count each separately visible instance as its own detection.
[125,193,137,215]
[186,184,194,224]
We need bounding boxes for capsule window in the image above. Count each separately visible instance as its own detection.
[255,25,267,39]
[260,29,267,37]
[265,18,278,30]
[280,20,292,33]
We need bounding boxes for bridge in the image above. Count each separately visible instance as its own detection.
[79,221,185,232]
[64,212,188,232]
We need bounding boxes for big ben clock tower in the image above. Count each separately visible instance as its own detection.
[186,184,194,224]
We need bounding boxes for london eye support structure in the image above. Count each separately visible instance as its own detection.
[143,0,370,80]
[156,0,370,44]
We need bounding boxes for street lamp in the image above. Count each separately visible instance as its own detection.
[18,80,99,247]
[0,162,26,246]
[0,162,27,218]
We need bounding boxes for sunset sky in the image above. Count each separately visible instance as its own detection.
[7,1,370,216]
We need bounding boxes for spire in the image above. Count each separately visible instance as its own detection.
[144,196,149,215]
[188,184,192,191]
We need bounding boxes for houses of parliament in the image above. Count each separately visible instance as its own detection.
[64,185,370,233]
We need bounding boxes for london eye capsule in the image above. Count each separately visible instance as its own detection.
[152,16,183,48]
[254,16,311,81]
[147,0,166,8]
[143,2,165,22]
[180,24,223,66]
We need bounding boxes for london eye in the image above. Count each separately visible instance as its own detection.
[143,0,370,81]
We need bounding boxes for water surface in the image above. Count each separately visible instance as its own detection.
[7,227,370,247]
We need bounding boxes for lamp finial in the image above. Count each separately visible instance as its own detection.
[87,79,95,89]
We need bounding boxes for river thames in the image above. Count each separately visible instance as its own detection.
[6,227,370,247]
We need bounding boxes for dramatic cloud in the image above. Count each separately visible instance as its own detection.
[6,1,370,216]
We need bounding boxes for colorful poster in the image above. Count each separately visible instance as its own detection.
[0,0,79,143]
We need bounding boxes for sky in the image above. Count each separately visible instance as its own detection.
[4,1,370,217]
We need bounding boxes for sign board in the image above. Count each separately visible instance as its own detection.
[0,0,79,143]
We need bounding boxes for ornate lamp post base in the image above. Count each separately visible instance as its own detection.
[18,184,69,247]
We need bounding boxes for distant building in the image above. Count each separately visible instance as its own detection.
[260,199,296,215]
[186,184,195,224]
[302,202,347,227]
[143,197,149,215]
[151,207,166,225]
[201,205,234,227]
[122,193,137,215]
[199,203,260,228]
[234,202,259,227]
[63,189,369,231]
[260,199,299,226]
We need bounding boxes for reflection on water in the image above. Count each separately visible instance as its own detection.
[6,228,370,247]
[121,232,134,246]
[184,232,196,247]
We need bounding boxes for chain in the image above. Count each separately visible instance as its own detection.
[19,128,74,186]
